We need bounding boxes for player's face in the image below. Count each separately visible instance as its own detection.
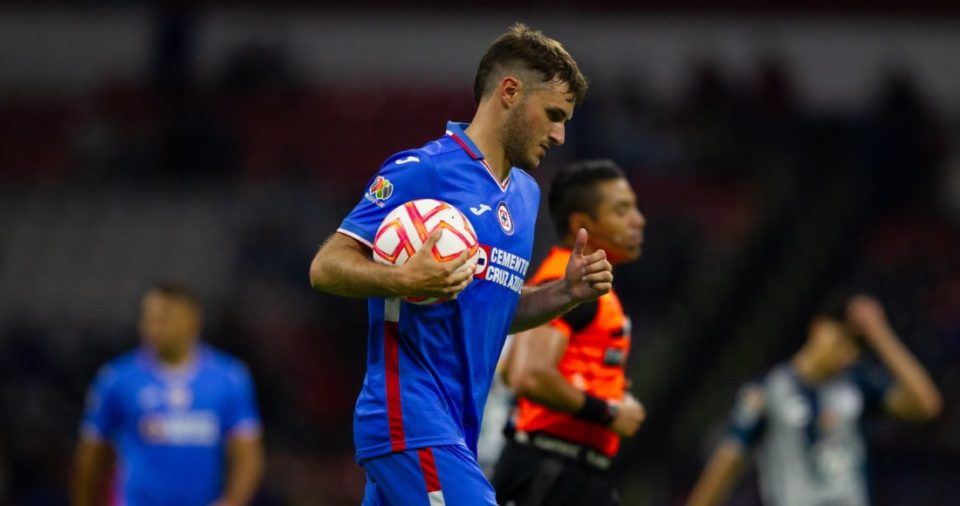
[810,319,861,375]
[583,178,646,264]
[139,291,201,353]
[502,80,574,171]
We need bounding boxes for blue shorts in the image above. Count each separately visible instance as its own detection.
[361,444,497,506]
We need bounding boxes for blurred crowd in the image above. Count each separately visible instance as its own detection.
[2,11,960,506]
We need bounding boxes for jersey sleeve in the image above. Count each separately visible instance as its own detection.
[337,152,437,247]
[851,362,893,414]
[223,363,262,439]
[80,366,121,441]
[726,383,767,449]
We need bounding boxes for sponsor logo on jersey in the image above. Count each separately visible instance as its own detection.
[473,244,530,294]
[497,201,514,235]
[365,176,394,207]
[470,203,492,216]
[138,411,220,446]
[394,156,420,165]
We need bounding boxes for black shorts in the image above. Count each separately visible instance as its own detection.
[490,440,621,506]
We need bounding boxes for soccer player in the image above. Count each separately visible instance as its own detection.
[687,293,942,506]
[309,23,609,505]
[491,159,647,506]
[71,283,264,506]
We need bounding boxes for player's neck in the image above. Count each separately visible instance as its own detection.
[464,114,511,183]
[155,344,196,369]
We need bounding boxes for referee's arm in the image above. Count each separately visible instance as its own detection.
[504,325,583,411]
[503,325,644,437]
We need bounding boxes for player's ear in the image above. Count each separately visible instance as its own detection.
[499,76,522,108]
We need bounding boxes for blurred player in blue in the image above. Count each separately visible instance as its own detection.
[687,293,941,506]
[309,23,609,506]
[71,283,264,506]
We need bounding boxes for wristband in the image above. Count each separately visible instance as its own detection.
[574,393,616,426]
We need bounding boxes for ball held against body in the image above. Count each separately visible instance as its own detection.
[373,199,480,304]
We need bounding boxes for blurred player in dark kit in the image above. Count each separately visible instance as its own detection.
[688,294,941,506]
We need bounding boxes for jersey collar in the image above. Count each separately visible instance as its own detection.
[139,343,207,382]
[445,121,511,191]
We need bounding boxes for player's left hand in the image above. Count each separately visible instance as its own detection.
[848,294,893,342]
[564,228,613,304]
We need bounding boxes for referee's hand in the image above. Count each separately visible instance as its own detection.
[610,394,645,438]
[564,228,613,303]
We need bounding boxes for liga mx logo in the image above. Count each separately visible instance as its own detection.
[365,176,394,207]
[497,201,514,235]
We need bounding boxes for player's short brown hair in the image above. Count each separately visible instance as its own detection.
[474,23,588,106]
[148,282,202,311]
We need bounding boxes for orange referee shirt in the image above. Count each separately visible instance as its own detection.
[513,246,631,457]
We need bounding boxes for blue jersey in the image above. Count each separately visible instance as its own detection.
[81,345,261,505]
[339,121,540,462]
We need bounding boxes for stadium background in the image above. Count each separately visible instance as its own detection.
[1,2,959,504]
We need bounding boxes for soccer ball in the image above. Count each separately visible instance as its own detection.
[373,199,480,304]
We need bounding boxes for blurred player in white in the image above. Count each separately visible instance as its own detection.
[688,293,941,506]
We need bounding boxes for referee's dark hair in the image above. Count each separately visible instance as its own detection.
[548,159,626,239]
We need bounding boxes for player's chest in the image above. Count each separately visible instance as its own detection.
[771,382,864,434]
[119,378,225,445]
[440,184,536,294]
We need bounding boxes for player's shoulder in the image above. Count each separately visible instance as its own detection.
[199,345,254,383]
[734,371,775,408]
[379,132,467,171]
[103,348,145,374]
[91,349,144,388]
[510,167,538,188]
[506,167,540,196]
[381,148,437,171]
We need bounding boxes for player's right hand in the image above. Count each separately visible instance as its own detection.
[398,229,476,299]
[609,393,646,438]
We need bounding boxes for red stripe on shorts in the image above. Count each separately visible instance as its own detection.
[418,447,442,493]
[384,321,406,452]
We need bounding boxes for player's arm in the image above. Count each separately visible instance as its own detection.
[309,230,474,300]
[70,437,115,506]
[510,229,612,333]
[686,440,748,506]
[214,434,264,506]
[505,324,644,437]
[848,295,942,421]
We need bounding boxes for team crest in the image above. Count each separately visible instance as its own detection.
[365,176,394,207]
[497,201,514,235]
